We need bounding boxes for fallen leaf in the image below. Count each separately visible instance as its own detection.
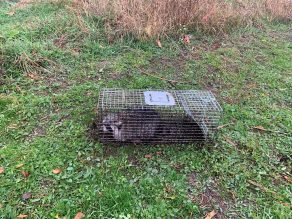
[205,210,216,219]
[253,126,267,131]
[17,214,28,218]
[71,48,80,56]
[16,85,22,92]
[183,35,190,44]
[211,42,221,50]
[52,168,62,174]
[144,154,152,159]
[21,171,30,178]
[26,73,40,80]
[74,212,85,219]
[278,201,291,207]
[283,175,292,183]
[16,163,24,168]
[6,11,15,16]
[0,167,4,174]
[156,39,162,48]
[165,195,176,200]
[22,192,32,200]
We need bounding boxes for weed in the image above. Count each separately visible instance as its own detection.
[75,0,292,38]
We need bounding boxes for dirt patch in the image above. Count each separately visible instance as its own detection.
[103,146,120,158]
[127,154,141,167]
[27,125,46,140]
[187,172,235,219]
[172,162,185,173]
[39,178,55,189]
[198,186,230,219]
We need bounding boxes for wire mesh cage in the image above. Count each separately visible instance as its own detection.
[95,88,222,145]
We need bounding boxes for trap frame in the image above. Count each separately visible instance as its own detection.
[96,88,222,145]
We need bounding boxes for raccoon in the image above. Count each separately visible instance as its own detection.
[101,109,161,144]
[158,116,205,142]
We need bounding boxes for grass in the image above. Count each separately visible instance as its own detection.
[0,1,292,218]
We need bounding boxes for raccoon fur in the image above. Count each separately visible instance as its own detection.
[101,109,161,144]
[158,116,205,142]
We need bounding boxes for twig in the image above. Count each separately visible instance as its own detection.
[217,123,234,130]
[224,137,238,147]
[247,180,284,200]
[252,126,291,136]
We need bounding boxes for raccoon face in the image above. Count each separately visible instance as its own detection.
[102,113,123,133]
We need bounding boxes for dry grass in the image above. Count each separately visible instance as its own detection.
[74,0,292,38]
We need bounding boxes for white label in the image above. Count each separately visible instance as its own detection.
[144,91,176,106]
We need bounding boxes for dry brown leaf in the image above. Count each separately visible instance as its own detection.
[0,167,4,174]
[74,212,85,219]
[183,35,190,44]
[253,126,267,131]
[283,175,292,183]
[16,163,24,168]
[278,201,291,207]
[26,73,40,80]
[16,85,22,92]
[21,171,30,178]
[17,214,28,218]
[22,192,32,200]
[52,168,62,174]
[156,39,162,48]
[212,42,221,50]
[144,154,152,159]
[205,210,216,219]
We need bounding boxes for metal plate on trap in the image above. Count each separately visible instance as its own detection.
[144,91,176,106]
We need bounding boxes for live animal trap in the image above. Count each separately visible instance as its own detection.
[95,88,222,144]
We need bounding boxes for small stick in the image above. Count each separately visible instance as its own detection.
[247,180,284,200]
[252,126,291,136]
[217,123,234,130]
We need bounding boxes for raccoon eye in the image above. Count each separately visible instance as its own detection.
[104,124,113,132]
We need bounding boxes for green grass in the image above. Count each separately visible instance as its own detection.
[0,1,292,218]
